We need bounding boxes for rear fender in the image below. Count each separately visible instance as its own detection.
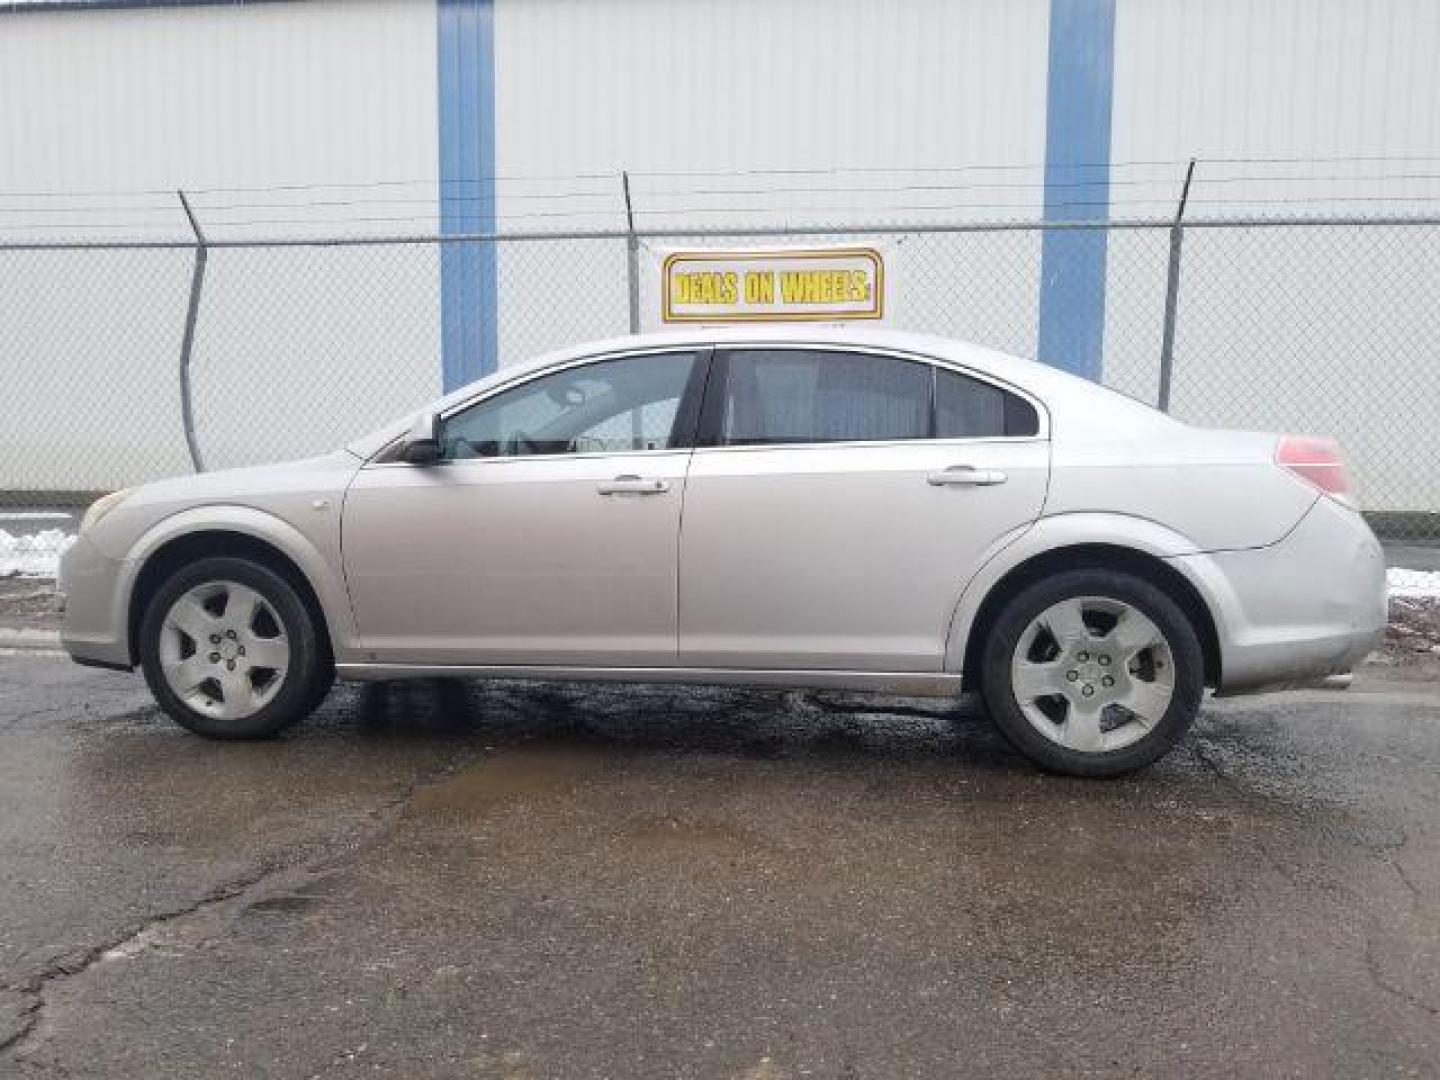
[943,512,1231,674]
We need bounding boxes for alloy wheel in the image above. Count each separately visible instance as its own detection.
[1009,595,1176,754]
[158,580,291,721]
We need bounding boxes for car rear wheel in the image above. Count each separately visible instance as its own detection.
[979,568,1204,777]
[139,556,331,739]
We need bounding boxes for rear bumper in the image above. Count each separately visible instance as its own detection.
[1170,496,1387,694]
[58,534,134,670]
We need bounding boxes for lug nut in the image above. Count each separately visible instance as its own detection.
[1081,684,1095,697]
[238,646,245,656]
[209,634,220,644]
[1077,651,1089,662]
[1066,670,1079,682]
[208,652,220,663]
[1102,675,1115,687]
[226,629,238,639]
[1099,655,1111,666]
[226,660,235,671]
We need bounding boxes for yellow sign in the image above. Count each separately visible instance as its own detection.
[661,246,885,323]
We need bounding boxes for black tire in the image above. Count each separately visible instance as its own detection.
[139,556,331,740]
[978,568,1204,778]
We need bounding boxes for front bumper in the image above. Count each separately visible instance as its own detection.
[1171,495,1387,694]
[58,533,134,670]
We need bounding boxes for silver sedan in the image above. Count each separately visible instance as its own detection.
[59,328,1387,776]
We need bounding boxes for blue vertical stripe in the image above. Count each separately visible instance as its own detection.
[438,0,497,390]
[1036,0,1116,381]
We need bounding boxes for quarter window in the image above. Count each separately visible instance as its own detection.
[935,367,1038,438]
[438,351,701,459]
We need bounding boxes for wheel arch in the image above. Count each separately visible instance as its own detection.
[122,510,348,667]
[950,525,1224,692]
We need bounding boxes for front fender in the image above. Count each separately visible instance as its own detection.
[112,504,356,662]
[942,512,1231,674]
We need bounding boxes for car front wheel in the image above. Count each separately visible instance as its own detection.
[979,568,1204,777]
[139,556,332,739]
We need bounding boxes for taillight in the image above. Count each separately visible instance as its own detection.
[1276,435,1357,507]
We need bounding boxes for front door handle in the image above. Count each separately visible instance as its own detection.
[927,465,1008,487]
[597,475,671,496]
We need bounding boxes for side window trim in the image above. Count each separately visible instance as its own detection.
[928,363,939,440]
[668,345,714,452]
[372,344,1046,465]
[695,347,731,449]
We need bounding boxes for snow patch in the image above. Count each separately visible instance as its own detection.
[0,529,75,578]
[1388,568,1440,599]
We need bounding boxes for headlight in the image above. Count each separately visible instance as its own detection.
[80,488,133,534]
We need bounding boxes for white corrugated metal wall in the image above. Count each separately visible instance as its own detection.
[490,0,1051,366]
[1,0,1438,506]
[1110,0,1440,511]
[0,0,440,484]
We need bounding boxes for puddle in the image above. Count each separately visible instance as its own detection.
[627,818,751,852]
[407,743,605,819]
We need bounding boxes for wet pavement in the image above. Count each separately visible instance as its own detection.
[0,652,1438,1078]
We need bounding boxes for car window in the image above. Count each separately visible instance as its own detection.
[935,367,1038,438]
[716,349,931,446]
[439,351,701,460]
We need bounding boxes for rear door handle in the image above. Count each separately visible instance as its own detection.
[927,465,1008,487]
[597,475,670,496]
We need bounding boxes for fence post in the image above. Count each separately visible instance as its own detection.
[622,171,641,334]
[1156,159,1196,413]
[176,189,208,473]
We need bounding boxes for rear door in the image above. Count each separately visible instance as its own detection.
[677,346,1049,672]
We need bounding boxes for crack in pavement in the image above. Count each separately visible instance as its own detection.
[0,992,41,1057]
[1191,737,1440,1021]
[1361,824,1425,905]
[1189,738,1306,891]
[0,861,285,1060]
[0,690,155,736]
[0,701,94,735]
[1390,857,1423,903]
[1365,936,1440,1019]
[0,746,486,1070]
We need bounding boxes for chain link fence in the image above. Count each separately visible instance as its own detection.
[2,215,1437,568]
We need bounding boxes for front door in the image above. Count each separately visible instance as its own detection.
[343,348,708,666]
[678,346,1049,672]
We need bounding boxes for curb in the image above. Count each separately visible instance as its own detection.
[0,627,62,651]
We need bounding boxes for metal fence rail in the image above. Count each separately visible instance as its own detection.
[2,213,1437,546]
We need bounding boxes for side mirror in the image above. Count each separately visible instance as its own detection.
[400,411,442,465]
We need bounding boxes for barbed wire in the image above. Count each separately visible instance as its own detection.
[10,157,1440,237]
[11,153,1440,202]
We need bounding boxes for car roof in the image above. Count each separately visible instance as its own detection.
[346,326,1174,458]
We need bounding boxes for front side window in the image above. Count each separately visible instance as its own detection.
[715,349,931,446]
[438,351,701,460]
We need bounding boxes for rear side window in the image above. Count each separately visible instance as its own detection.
[715,349,931,445]
[935,368,1039,438]
[708,349,1041,446]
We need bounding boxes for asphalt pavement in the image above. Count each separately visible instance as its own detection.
[1,652,1438,1078]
